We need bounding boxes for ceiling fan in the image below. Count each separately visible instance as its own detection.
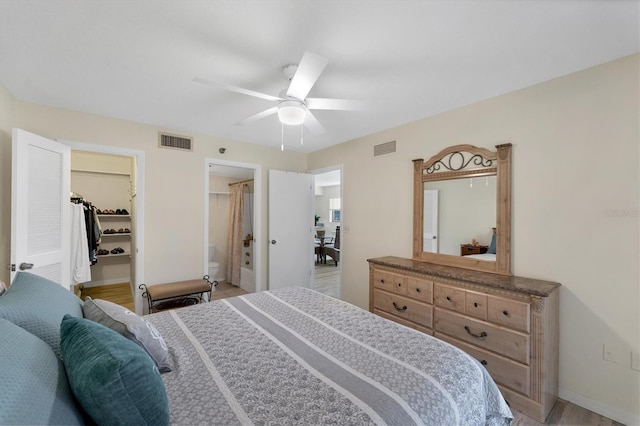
[194,51,364,136]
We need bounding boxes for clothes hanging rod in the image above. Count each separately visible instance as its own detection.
[228,178,254,187]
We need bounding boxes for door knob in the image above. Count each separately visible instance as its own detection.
[19,262,34,270]
[271,240,277,244]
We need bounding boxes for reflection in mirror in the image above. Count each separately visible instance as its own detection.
[413,143,511,275]
[423,176,496,256]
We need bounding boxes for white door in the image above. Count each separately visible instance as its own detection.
[268,169,313,290]
[11,129,71,288]
[423,189,439,253]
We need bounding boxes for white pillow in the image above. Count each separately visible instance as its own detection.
[83,297,171,372]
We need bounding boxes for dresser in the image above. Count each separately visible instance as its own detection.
[368,256,560,423]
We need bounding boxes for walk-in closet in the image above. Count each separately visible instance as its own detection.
[70,151,136,305]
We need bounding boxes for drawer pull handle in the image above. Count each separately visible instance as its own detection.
[392,302,408,312]
[397,283,402,287]
[464,325,487,339]
[480,360,488,366]
[446,296,452,301]
[380,279,385,284]
[474,302,479,308]
[416,288,421,293]
[503,310,509,316]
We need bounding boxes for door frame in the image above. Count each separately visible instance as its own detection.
[309,164,343,297]
[60,140,145,314]
[204,158,263,293]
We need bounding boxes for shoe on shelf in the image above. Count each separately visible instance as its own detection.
[124,228,130,233]
[121,209,129,215]
[117,228,125,233]
[115,209,122,214]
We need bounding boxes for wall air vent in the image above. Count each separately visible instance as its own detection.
[158,132,193,151]
[373,140,396,157]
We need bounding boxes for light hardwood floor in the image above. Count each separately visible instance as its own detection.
[313,261,341,298]
[81,281,621,426]
[79,282,135,311]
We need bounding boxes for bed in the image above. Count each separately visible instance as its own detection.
[463,253,496,262]
[0,272,513,425]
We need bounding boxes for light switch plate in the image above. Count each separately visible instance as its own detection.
[632,352,640,371]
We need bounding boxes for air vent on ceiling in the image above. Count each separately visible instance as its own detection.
[373,140,396,157]
[158,132,193,151]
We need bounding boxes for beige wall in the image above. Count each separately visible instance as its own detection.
[8,101,307,292]
[308,54,640,422]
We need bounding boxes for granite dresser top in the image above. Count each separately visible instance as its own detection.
[367,256,561,297]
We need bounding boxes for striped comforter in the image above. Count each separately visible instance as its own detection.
[147,287,513,426]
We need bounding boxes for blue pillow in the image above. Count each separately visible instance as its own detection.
[488,233,497,254]
[0,318,87,425]
[0,272,84,357]
[60,315,170,426]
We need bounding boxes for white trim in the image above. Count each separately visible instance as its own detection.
[58,140,145,314]
[204,158,263,292]
[559,387,639,426]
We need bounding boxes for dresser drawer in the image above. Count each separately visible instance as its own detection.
[372,271,408,295]
[435,308,530,364]
[434,283,465,313]
[465,291,487,320]
[407,277,433,303]
[374,309,433,335]
[373,289,432,328]
[487,295,530,332]
[437,334,530,397]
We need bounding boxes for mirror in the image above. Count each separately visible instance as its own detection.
[413,143,512,275]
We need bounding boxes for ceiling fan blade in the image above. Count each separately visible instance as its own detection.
[304,111,325,135]
[286,51,328,101]
[235,106,278,126]
[306,98,367,111]
[193,77,282,102]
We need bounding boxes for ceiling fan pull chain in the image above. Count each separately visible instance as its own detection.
[281,122,284,151]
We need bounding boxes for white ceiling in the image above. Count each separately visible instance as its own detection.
[1,1,638,153]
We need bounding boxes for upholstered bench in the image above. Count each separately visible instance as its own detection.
[139,277,216,313]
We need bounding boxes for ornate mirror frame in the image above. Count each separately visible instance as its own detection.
[413,143,512,275]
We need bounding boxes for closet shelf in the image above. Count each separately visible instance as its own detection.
[102,233,131,237]
[97,214,131,218]
[96,252,130,258]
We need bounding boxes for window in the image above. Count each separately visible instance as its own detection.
[329,198,341,223]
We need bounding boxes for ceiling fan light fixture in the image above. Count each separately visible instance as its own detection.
[278,100,306,126]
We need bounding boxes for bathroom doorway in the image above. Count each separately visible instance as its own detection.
[204,159,262,295]
[311,166,342,299]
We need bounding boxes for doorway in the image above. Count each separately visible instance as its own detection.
[311,166,342,299]
[204,159,262,295]
[61,140,145,314]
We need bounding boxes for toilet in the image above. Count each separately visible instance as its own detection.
[208,243,220,279]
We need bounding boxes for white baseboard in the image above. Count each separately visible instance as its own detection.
[80,278,130,288]
[559,387,639,425]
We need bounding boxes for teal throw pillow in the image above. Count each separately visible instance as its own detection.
[60,315,169,426]
[0,318,87,425]
[488,233,497,254]
[0,272,83,357]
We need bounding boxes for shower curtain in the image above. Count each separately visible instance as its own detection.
[226,182,244,286]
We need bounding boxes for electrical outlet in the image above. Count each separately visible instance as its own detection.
[632,352,640,371]
[603,344,619,364]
